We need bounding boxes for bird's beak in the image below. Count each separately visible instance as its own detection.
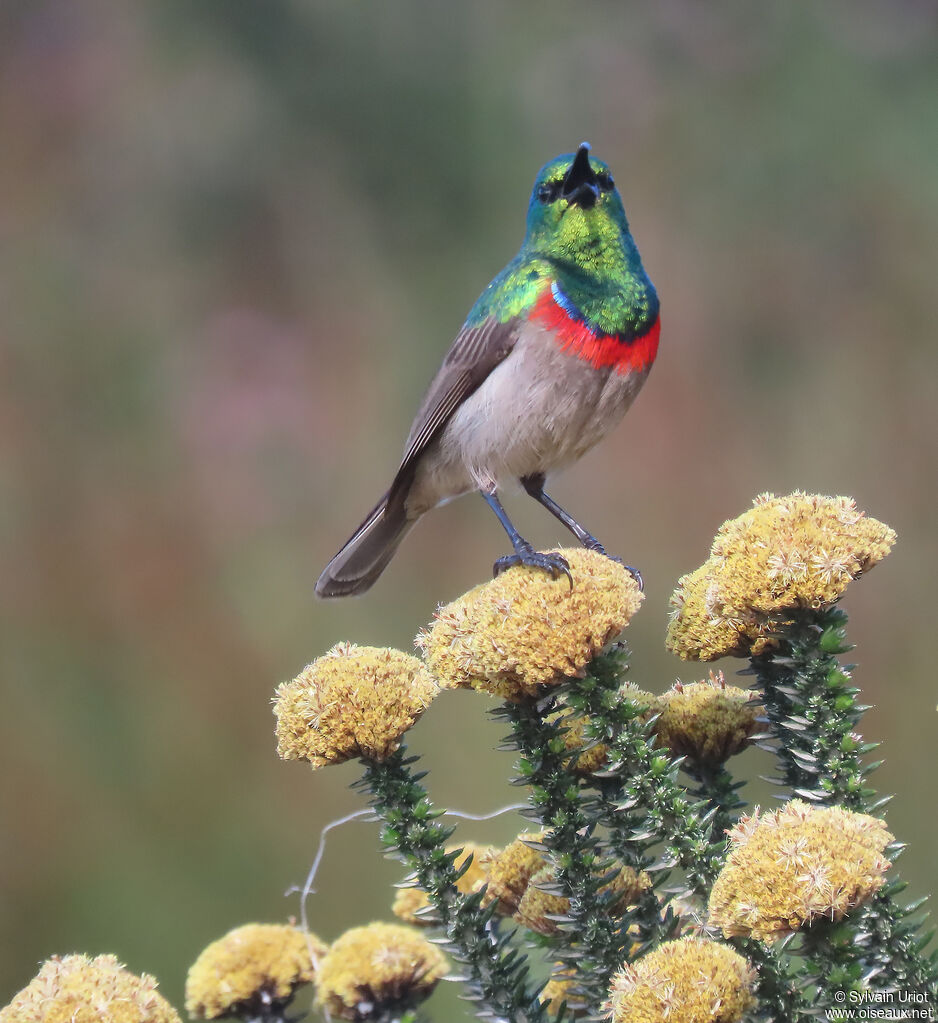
[561,142,599,210]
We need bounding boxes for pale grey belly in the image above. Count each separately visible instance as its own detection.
[405,336,649,517]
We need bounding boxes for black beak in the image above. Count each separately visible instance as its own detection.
[561,142,599,209]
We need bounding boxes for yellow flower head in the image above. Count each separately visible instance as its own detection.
[516,864,651,937]
[548,683,655,775]
[416,549,643,699]
[274,644,439,768]
[514,865,571,936]
[482,832,549,916]
[482,832,650,937]
[653,672,759,767]
[608,937,756,1023]
[550,708,609,775]
[0,954,180,1023]
[315,923,447,1021]
[392,843,496,925]
[667,493,896,661]
[707,800,893,942]
[540,968,587,1017]
[185,923,326,1020]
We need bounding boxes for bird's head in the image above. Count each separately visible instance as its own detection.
[523,143,631,272]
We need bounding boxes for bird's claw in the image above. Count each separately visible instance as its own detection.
[623,563,643,591]
[584,545,644,592]
[493,547,573,589]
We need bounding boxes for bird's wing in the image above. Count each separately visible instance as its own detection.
[392,316,520,490]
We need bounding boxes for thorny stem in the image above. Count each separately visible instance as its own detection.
[799,918,868,1006]
[497,693,633,1014]
[359,749,552,1023]
[579,649,722,898]
[726,939,806,1023]
[749,606,870,808]
[749,605,938,998]
[576,649,806,1020]
[684,762,745,846]
[853,880,938,998]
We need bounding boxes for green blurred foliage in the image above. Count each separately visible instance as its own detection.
[1,0,936,1016]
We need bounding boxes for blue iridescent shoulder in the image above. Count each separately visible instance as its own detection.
[463,253,553,327]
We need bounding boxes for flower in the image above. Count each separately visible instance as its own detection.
[667,493,896,661]
[185,923,326,1020]
[482,832,547,916]
[550,706,610,775]
[607,937,756,1023]
[707,800,893,942]
[274,644,439,767]
[416,549,643,700]
[315,923,448,1021]
[516,864,651,937]
[392,843,496,925]
[666,564,755,662]
[514,865,572,935]
[652,672,759,767]
[0,954,180,1023]
[539,969,586,1017]
[481,832,649,937]
[550,682,657,775]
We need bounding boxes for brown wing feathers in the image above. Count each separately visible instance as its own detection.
[389,317,518,499]
[315,317,519,597]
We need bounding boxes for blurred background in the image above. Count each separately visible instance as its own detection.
[2,0,937,1016]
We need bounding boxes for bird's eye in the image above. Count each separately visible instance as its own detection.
[537,180,562,204]
[596,171,614,191]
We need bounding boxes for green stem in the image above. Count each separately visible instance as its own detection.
[684,762,745,847]
[749,606,869,808]
[574,649,807,1019]
[730,939,808,1023]
[496,692,633,1014]
[799,918,868,1006]
[577,651,722,898]
[751,605,937,992]
[853,882,938,998]
[358,749,550,1023]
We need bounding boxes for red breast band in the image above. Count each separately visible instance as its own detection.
[530,286,660,375]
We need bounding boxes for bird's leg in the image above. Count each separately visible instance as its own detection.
[481,490,572,586]
[520,473,643,591]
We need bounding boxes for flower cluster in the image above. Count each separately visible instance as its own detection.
[274,643,439,767]
[416,548,642,699]
[477,831,650,937]
[652,672,758,767]
[667,493,895,660]
[607,937,757,1023]
[392,842,495,925]
[183,920,446,1023]
[185,923,326,1020]
[315,923,448,1021]
[10,492,924,1023]
[0,954,180,1023]
[707,800,893,941]
[274,554,645,775]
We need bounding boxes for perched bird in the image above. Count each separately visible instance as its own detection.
[317,143,660,598]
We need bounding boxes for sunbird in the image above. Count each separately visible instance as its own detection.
[317,143,659,598]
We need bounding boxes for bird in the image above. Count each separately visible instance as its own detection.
[316,142,660,598]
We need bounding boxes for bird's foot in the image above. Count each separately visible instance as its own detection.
[583,542,644,592]
[622,563,644,592]
[493,545,572,588]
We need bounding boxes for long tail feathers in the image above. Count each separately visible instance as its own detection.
[316,491,414,598]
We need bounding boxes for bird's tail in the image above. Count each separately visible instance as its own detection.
[316,490,414,598]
